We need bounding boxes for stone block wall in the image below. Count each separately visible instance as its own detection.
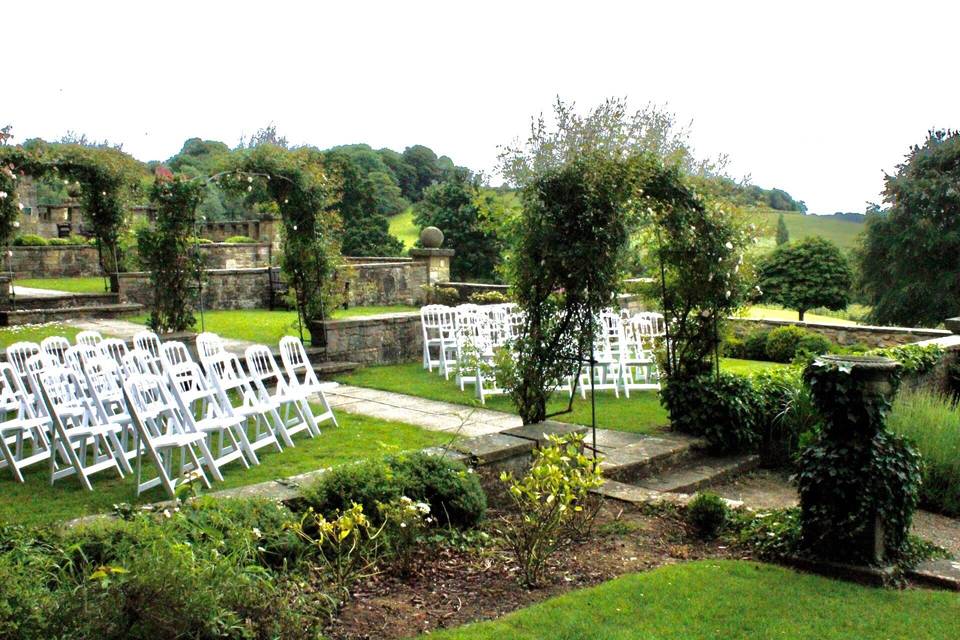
[321,312,423,365]
[727,317,951,349]
[118,268,276,311]
[9,246,102,278]
[200,243,271,270]
[341,260,428,306]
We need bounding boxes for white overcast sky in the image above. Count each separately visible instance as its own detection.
[5,1,957,213]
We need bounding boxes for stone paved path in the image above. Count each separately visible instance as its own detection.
[12,286,71,298]
[326,384,524,438]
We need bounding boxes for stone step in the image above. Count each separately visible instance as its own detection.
[595,432,702,482]
[313,361,359,379]
[631,453,760,494]
[0,303,144,326]
[592,478,744,509]
[8,291,117,310]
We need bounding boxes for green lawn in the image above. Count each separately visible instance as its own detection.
[744,305,860,326]
[335,359,781,434]
[388,207,419,250]
[0,412,449,528]
[745,208,865,251]
[429,560,960,640]
[721,357,789,375]
[131,306,418,344]
[14,276,108,294]
[0,322,82,350]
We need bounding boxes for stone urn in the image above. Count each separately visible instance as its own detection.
[420,226,444,249]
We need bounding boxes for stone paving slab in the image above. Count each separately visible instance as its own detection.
[908,559,960,590]
[634,454,760,494]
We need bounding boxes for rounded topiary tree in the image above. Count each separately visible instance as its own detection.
[797,355,921,564]
[757,236,851,321]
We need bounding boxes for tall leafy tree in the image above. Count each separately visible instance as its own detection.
[414,171,501,281]
[776,213,790,245]
[323,150,403,256]
[757,236,851,321]
[401,145,442,200]
[859,130,960,327]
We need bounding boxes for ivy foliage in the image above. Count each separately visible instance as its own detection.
[797,357,922,563]
[139,173,206,332]
[660,372,761,453]
[757,236,852,321]
[0,142,143,281]
[867,343,944,377]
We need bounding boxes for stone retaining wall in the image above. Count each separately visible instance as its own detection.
[343,260,429,306]
[118,268,276,310]
[321,312,422,365]
[9,245,102,278]
[727,317,951,349]
[200,243,271,270]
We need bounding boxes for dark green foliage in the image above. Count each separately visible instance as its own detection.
[775,212,790,245]
[798,358,921,563]
[860,130,960,327]
[750,367,820,466]
[757,236,852,321]
[505,152,645,424]
[414,171,501,281]
[301,452,486,529]
[12,233,48,246]
[687,492,729,538]
[422,284,461,305]
[402,144,443,200]
[743,330,772,360]
[868,343,944,377]
[323,149,404,257]
[661,373,760,453]
[140,174,206,332]
[0,498,327,640]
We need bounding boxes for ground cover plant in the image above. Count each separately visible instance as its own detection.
[0,412,448,527]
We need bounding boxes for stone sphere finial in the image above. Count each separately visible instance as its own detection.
[420,226,444,248]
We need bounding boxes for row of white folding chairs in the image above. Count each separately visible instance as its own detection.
[0,330,337,497]
[420,303,523,380]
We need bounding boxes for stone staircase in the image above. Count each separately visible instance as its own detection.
[0,292,143,326]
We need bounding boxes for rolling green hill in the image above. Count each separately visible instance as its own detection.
[745,208,865,251]
[388,207,419,251]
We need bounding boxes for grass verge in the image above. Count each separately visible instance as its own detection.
[427,560,960,639]
[15,277,108,294]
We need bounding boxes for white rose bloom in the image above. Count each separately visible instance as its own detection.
[0,191,6,199]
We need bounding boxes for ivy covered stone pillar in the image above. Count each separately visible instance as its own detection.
[798,355,921,565]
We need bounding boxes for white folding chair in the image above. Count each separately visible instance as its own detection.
[0,363,52,482]
[40,336,71,366]
[246,344,324,439]
[123,374,214,497]
[37,366,129,490]
[6,341,41,381]
[277,336,339,427]
[196,332,225,365]
[98,338,129,368]
[205,351,289,450]
[165,360,254,473]
[82,356,139,465]
[160,340,195,371]
[76,330,104,348]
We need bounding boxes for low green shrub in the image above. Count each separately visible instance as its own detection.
[686,492,729,539]
[422,284,461,305]
[12,234,48,246]
[764,326,809,363]
[47,237,71,245]
[468,290,511,305]
[224,235,257,244]
[869,344,944,377]
[301,452,486,529]
[888,389,960,516]
[661,373,761,453]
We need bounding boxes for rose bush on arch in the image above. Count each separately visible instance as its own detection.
[0,142,142,289]
[218,145,343,343]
